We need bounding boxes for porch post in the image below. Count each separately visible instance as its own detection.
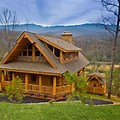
[12,72,15,87]
[1,71,4,82]
[39,75,42,93]
[53,76,56,96]
[12,73,15,80]
[71,83,75,92]
[25,74,28,92]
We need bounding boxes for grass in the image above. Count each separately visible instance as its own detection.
[0,102,120,120]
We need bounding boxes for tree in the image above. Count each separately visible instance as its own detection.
[0,8,18,51]
[98,0,120,98]
[3,76,24,103]
[63,72,87,103]
[105,67,120,97]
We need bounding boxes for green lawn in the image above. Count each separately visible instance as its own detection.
[0,102,120,120]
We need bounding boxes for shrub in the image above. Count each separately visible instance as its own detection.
[63,72,87,104]
[3,76,24,103]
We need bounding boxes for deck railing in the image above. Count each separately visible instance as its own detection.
[20,83,25,90]
[28,84,39,92]
[42,86,53,95]
[56,85,71,95]
[87,86,105,94]
[1,81,71,95]
[2,81,11,87]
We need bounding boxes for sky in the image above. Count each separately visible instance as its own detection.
[0,0,107,26]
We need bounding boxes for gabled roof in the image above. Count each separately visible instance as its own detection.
[35,34,81,52]
[0,31,89,74]
[1,32,57,68]
[87,72,106,84]
[87,72,105,78]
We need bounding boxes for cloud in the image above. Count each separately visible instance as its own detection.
[0,0,40,23]
[0,0,104,25]
[36,0,102,25]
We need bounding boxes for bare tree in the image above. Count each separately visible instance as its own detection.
[98,0,120,98]
[0,8,18,51]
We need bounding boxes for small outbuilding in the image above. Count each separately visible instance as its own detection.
[87,72,106,95]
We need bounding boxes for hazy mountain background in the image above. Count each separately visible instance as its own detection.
[0,23,119,62]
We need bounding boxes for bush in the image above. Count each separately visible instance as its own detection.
[3,76,24,103]
[63,72,87,104]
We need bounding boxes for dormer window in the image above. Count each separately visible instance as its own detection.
[64,53,70,61]
[55,48,60,57]
[35,51,40,56]
[47,44,53,52]
[47,44,60,58]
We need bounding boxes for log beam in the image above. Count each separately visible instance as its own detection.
[53,76,57,96]
[25,74,28,92]
[1,71,4,82]
[39,75,42,93]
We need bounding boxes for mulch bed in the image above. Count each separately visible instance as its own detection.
[0,95,114,105]
[85,98,113,105]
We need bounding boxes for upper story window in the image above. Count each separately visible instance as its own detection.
[20,43,32,56]
[47,44,53,52]
[47,44,60,58]
[63,52,78,62]
[35,47,43,57]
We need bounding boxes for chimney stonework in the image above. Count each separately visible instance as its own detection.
[61,32,73,43]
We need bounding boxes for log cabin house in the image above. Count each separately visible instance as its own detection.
[87,72,106,95]
[0,31,89,99]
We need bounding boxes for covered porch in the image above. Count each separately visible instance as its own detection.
[0,71,74,99]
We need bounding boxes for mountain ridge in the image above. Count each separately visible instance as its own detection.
[0,23,115,38]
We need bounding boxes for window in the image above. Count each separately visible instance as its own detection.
[28,44,32,49]
[28,51,32,56]
[55,48,60,57]
[48,44,53,52]
[64,53,70,60]
[19,52,22,56]
[31,75,37,83]
[19,43,33,57]
[23,51,27,56]
[35,51,40,56]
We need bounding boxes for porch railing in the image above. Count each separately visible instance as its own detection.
[56,85,71,95]
[20,83,25,90]
[87,86,105,94]
[42,86,53,95]
[1,81,71,95]
[2,81,11,87]
[28,84,39,92]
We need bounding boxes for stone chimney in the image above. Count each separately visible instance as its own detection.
[61,32,73,43]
